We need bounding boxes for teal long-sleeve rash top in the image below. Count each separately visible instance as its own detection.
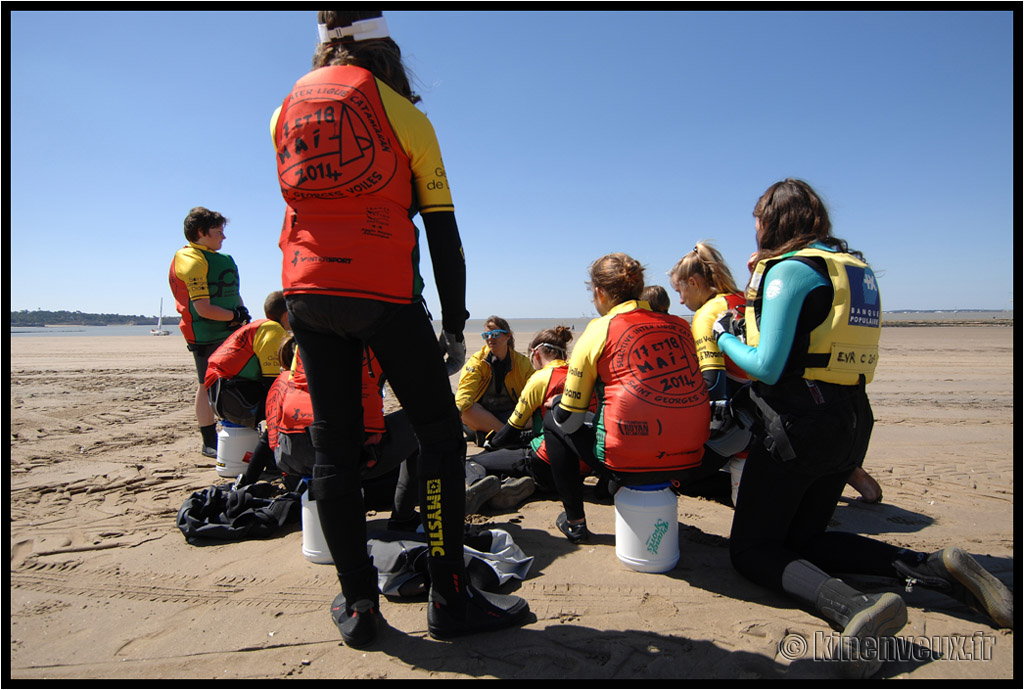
[718,245,834,385]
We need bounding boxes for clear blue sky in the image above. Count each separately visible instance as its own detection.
[10,10,1015,320]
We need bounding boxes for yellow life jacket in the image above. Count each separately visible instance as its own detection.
[746,247,881,385]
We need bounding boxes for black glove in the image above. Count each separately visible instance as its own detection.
[713,309,745,344]
[439,331,466,376]
[228,305,251,328]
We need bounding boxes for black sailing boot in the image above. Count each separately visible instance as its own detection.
[330,561,384,648]
[426,560,531,640]
[893,546,1013,629]
[815,577,908,679]
[419,466,530,639]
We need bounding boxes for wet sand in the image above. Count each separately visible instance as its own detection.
[9,325,1014,680]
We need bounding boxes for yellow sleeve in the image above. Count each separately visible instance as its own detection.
[559,316,610,414]
[692,295,729,372]
[507,367,552,429]
[173,246,211,301]
[253,322,287,377]
[455,347,489,412]
[377,81,455,214]
[270,106,282,151]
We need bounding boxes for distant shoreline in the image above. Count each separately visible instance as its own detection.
[10,311,1014,336]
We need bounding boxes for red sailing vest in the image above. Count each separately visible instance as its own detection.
[204,319,269,388]
[264,370,290,450]
[275,350,385,439]
[275,65,419,303]
[532,366,593,476]
[594,309,710,472]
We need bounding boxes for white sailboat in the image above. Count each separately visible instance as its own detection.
[151,298,170,336]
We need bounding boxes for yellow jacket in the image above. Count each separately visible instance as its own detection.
[455,345,535,413]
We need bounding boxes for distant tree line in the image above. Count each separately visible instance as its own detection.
[10,309,181,327]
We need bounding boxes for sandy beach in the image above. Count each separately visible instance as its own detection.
[9,325,1014,680]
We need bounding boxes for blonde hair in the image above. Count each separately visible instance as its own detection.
[668,241,740,295]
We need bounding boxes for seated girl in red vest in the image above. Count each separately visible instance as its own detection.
[255,338,421,529]
[544,253,727,543]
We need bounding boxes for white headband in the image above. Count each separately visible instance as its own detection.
[317,17,390,44]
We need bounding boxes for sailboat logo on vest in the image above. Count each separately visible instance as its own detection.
[277,82,399,199]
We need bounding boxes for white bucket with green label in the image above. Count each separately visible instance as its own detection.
[614,483,679,573]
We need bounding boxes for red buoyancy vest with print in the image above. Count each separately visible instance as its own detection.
[275,65,418,303]
[204,319,269,389]
[533,366,593,476]
[595,309,710,471]
[275,350,385,440]
[264,370,290,450]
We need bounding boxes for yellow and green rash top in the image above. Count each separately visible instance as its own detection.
[168,242,242,345]
[691,292,748,382]
[203,319,289,388]
[272,65,454,303]
[560,300,710,472]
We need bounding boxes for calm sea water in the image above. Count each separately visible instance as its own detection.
[9,311,1013,338]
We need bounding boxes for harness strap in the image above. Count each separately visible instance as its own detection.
[747,385,797,461]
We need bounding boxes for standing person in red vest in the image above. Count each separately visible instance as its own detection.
[545,253,722,543]
[169,207,249,458]
[271,11,529,648]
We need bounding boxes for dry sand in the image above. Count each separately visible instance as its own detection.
[9,326,1015,680]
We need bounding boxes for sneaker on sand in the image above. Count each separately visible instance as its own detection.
[201,445,217,459]
[465,475,500,515]
[487,476,536,511]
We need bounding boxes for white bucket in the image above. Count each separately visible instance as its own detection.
[614,482,680,573]
[729,457,746,507]
[215,421,259,478]
[301,486,334,564]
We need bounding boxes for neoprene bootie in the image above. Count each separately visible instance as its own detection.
[331,562,383,648]
[893,546,1013,629]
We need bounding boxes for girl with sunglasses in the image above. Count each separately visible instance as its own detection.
[455,316,535,446]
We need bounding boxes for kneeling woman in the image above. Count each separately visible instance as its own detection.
[717,179,1012,677]
[545,253,722,543]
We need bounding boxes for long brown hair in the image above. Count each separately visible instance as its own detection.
[313,11,420,104]
[751,178,863,267]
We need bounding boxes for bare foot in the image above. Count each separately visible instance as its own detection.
[848,466,882,503]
